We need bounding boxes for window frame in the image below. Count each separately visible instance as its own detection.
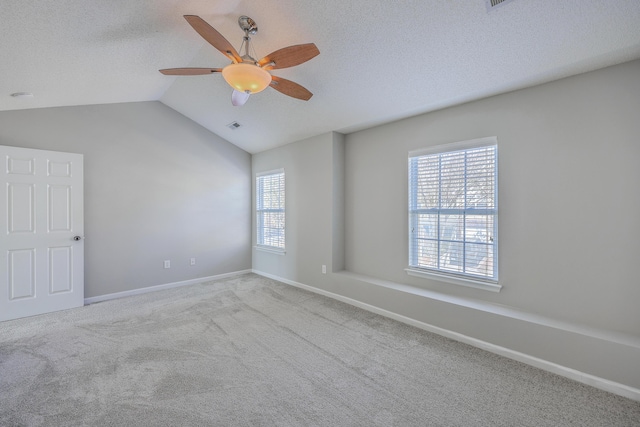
[406,137,500,292]
[255,169,286,253]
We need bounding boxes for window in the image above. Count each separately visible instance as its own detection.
[256,169,285,250]
[408,137,498,285]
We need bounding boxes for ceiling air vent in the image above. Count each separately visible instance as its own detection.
[486,0,516,11]
[227,121,242,130]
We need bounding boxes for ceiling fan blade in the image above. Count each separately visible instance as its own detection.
[258,43,320,70]
[269,76,313,101]
[183,15,242,63]
[231,90,250,107]
[159,68,222,75]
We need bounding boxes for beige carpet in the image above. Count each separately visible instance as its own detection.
[1,273,639,426]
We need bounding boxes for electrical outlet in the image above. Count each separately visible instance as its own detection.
[190,258,196,266]
[322,265,326,274]
[164,260,170,269]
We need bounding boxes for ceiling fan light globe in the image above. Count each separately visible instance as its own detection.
[222,63,272,94]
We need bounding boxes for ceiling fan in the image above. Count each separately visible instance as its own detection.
[160,15,319,106]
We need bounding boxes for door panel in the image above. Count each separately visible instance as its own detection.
[7,157,34,175]
[49,185,72,231]
[0,145,84,322]
[8,183,35,233]
[49,246,73,294]
[8,249,35,299]
[48,160,71,177]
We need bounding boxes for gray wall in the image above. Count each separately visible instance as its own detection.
[252,60,640,390]
[0,101,251,298]
[252,132,343,280]
[345,60,640,335]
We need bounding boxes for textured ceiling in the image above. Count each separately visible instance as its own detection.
[1,0,640,153]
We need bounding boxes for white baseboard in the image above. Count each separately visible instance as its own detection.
[252,269,640,402]
[84,270,252,305]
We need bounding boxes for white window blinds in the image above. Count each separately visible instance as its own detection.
[409,139,498,282]
[256,170,285,249]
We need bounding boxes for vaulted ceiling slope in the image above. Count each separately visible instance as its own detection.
[2,0,640,153]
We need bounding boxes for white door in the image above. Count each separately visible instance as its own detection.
[0,145,84,322]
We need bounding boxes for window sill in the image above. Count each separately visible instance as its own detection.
[254,245,286,255]
[405,268,501,293]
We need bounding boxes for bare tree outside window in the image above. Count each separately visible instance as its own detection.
[409,142,497,281]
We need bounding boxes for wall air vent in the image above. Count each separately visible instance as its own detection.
[486,0,516,11]
[227,121,241,130]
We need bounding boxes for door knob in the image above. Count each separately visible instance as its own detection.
[73,236,83,241]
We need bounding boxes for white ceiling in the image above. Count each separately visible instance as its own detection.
[2,0,640,153]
